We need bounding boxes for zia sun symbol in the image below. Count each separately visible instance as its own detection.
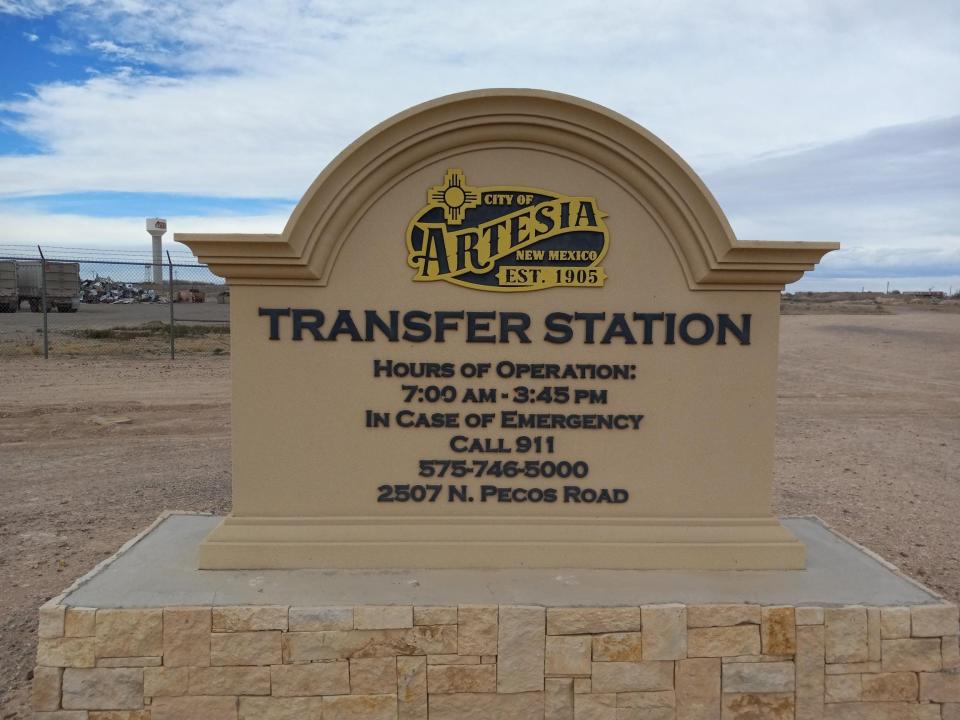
[427,169,480,225]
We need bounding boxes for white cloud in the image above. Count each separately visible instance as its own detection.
[88,39,142,62]
[0,0,958,290]
[1,0,959,198]
[23,31,39,41]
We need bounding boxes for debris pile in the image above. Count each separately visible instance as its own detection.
[80,276,168,304]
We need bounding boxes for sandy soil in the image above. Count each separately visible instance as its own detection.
[1,310,958,718]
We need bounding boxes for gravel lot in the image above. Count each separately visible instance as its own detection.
[0,309,958,717]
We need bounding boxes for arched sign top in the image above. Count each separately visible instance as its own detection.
[177,89,837,290]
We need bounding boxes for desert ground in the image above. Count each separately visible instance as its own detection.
[1,306,958,718]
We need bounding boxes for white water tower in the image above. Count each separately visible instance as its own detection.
[146,218,167,285]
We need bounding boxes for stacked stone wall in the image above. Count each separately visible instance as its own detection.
[34,601,960,719]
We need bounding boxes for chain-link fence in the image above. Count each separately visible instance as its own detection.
[0,246,229,358]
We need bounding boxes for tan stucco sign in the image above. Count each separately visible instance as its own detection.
[179,89,837,570]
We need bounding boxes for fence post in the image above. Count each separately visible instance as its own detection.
[167,251,175,360]
[38,244,48,359]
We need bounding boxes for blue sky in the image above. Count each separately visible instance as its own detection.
[0,0,958,291]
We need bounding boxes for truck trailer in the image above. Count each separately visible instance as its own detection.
[16,260,81,312]
[0,260,18,312]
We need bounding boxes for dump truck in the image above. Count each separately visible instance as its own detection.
[16,260,81,312]
[0,260,18,312]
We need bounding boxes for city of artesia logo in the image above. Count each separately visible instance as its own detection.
[406,169,609,292]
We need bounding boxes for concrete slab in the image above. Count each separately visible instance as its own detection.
[61,513,938,608]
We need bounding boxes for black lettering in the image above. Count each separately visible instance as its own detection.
[600,313,636,344]
[632,312,664,344]
[499,312,531,343]
[466,311,497,343]
[292,309,324,341]
[402,310,432,342]
[679,313,714,345]
[543,312,573,344]
[574,312,605,344]
[364,310,399,341]
[258,307,290,340]
[327,309,362,341]
[717,313,751,345]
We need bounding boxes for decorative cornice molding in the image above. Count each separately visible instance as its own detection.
[176,89,837,289]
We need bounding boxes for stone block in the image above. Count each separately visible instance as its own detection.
[427,654,479,664]
[397,656,427,720]
[288,606,354,631]
[720,654,792,663]
[824,607,868,664]
[591,661,674,693]
[95,610,162,660]
[688,627,759,658]
[593,632,644,663]
[574,692,616,720]
[761,607,796,655]
[188,666,271,696]
[722,661,795,694]
[880,606,911,639]
[89,712,150,720]
[547,607,643,635]
[687,605,760,628]
[38,637,96,668]
[825,661,881,674]
[65,609,97,638]
[574,677,592,693]
[350,657,397,694]
[913,604,960,637]
[482,655,496,663]
[545,677,574,720]
[497,605,545,693]
[616,708,674,720]
[428,691,544,719]
[39,605,66,639]
[355,605,413,630]
[271,661,350,696]
[867,607,881,662]
[323,694,398,720]
[143,667,188,697]
[944,703,960,720]
[945,635,960,669]
[284,626,457,661]
[211,631,281,666]
[33,666,62,711]
[795,624,825,720]
[152,696,238,720]
[860,671,918,701]
[721,693,793,719]
[458,605,498,655]
[643,605,687,661]
[61,668,143,710]
[162,607,211,667]
[546,635,592,676]
[33,713,88,720]
[414,606,457,626]
[882,638,942,672]
[919,669,960,702]
[824,673,861,702]
[238,696,322,720]
[795,607,824,626]
[212,606,288,632]
[617,690,675,710]
[428,664,496,693]
[96,657,160,668]
[94,657,157,669]
[676,657,720,720]
[821,702,941,719]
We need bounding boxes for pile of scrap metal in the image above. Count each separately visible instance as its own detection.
[81,276,168,304]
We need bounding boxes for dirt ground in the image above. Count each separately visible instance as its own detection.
[1,310,958,718]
